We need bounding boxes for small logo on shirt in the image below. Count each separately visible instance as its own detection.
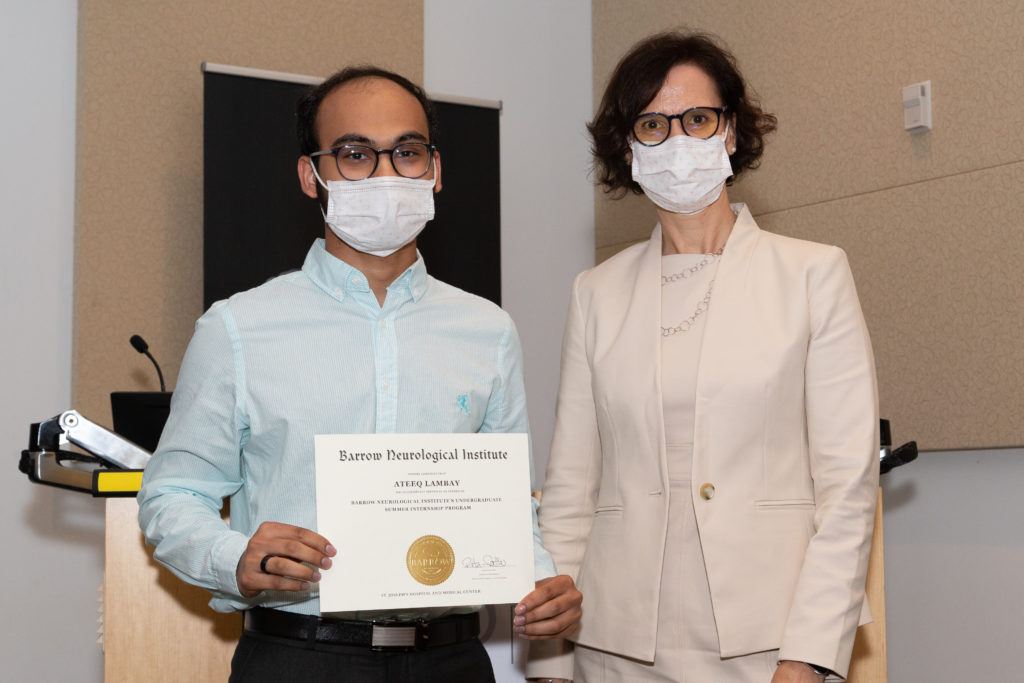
[456,394,471,415]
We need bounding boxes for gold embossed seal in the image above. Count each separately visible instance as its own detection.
[406,535,455,586]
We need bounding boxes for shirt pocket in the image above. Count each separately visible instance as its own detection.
[415,377,492,432]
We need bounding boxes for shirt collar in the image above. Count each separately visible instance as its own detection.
[302,239,430,304]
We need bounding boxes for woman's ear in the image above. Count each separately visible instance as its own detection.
[726,115,738,155]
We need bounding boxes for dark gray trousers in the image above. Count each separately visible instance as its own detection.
[228,631,496,683]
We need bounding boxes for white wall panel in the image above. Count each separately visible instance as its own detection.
[425,2,594,679]
[0,3,103,682]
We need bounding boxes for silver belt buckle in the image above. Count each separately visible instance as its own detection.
[370,621,418,650]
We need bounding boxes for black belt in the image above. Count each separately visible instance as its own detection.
[243,608,480,651]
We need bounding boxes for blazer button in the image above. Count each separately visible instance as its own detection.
[699,483,716,500]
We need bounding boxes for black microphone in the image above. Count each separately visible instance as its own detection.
[130,334,166,392]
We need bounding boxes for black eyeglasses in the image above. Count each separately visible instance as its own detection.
[632,107,728,146]
[310,142,438,181]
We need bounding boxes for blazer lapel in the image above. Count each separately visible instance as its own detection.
[614,225,669,484]
[692,205,762,466]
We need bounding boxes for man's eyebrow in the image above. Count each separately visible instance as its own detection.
[329,133,374,147]
[326,131,428,149]
[395,131,428,144]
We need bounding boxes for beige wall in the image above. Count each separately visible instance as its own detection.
[592,0,1024,450]
[73,0,423,420]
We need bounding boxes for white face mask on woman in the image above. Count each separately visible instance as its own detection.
[629,124,732,215]
[309,161,435,257]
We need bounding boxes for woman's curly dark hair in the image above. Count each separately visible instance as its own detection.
[589,31,777,197]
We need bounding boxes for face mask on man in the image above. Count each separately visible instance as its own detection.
[309,161,435,257]
[629,123,733,215]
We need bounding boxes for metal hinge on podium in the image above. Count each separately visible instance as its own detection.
[879,418,917,475]
[18,410,150,497]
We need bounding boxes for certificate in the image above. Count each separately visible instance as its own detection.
[314,433,535,613]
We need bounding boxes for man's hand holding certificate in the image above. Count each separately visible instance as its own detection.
[315,433,536,612]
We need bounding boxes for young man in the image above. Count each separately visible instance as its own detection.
[138,66,581,682]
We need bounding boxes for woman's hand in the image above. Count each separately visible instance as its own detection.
[513,575,583,639]
[771,660,826,683]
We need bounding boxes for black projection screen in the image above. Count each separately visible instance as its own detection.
[202,66,501,310]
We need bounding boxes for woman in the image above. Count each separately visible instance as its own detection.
[524,32,878,683]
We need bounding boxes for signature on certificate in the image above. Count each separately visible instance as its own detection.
[462,554,507,568]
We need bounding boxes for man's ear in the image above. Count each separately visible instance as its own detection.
[298,156,320,199]
[432,150,443,193]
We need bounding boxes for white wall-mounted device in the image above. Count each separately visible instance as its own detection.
[903,80,932,132]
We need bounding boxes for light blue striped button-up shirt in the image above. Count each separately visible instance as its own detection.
[138,239,557,619]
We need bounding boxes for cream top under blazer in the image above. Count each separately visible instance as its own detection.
[527,205,879,680]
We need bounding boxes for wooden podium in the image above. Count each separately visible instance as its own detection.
[846,490,889,682]
[104,500,240,682]
[103,493,888,682]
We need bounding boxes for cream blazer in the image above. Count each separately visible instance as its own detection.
[527,205,878,681]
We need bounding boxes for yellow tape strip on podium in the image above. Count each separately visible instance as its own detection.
[94,470,144,495]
